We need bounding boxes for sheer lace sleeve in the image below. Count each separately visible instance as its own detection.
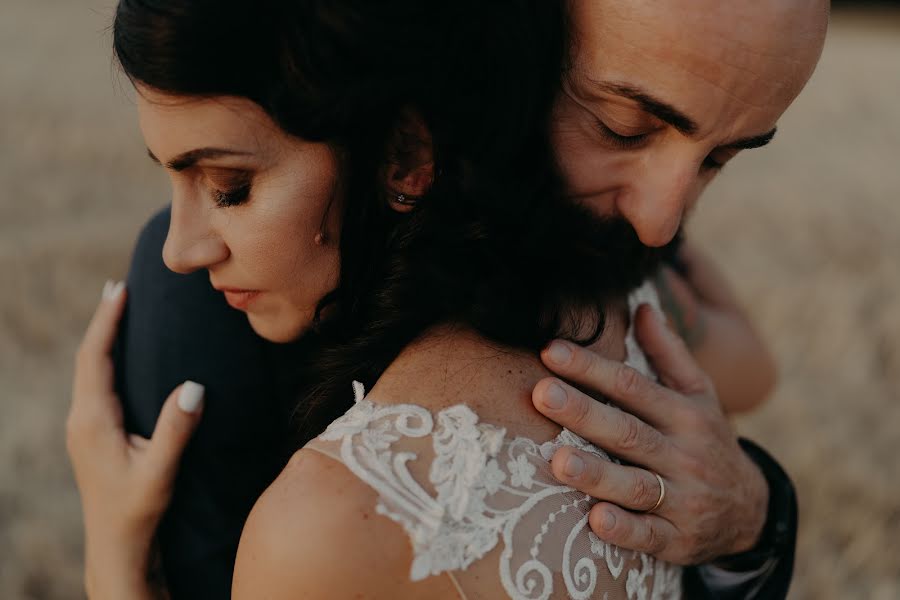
[305,383,681,600]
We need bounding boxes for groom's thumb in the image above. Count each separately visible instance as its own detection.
[146,381,204,484]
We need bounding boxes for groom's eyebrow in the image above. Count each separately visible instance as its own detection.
[721,127,778,150]
[587,79,778,150]
[588,79,699,136]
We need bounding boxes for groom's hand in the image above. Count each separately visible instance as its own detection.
[532,304,769,565]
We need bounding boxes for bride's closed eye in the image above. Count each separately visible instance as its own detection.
[205,168,253,208]
[212,183,251,208]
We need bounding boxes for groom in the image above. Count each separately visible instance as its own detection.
[116,0,827,597]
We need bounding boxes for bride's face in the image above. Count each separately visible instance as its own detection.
[137,85,342,343]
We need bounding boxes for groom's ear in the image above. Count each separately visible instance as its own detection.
[382,107,435,213]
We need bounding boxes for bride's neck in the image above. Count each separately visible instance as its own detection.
[366,298,629,440]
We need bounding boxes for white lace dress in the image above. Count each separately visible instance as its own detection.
[305,282,682,599]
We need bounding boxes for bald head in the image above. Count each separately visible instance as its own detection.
[550,0,829,246]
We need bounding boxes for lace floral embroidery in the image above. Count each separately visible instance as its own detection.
[317,383,681,599]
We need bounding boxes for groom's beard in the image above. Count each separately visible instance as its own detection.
[546,198,680,303]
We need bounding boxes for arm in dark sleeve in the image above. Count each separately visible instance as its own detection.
[113,207,302,599]
[682,439,798,599]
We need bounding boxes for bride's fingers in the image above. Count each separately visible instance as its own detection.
[128,434,151,451]
[144,382,204,491]
[69,281,128,443]
[73,280,127,396]
[78,280,127,361]
[632,303,712,397]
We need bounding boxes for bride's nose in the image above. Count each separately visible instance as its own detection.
[162,194,229,274]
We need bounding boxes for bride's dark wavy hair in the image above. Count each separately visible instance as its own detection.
[114,0,664,442]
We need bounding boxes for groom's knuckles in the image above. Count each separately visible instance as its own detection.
[590,506,667,556]
[566,388,598,432]
[552,447,599,487]
[552,386,666,460]
[553,343,609,388]
[627,471,661,510]
[612,363,649,401]
[615,413,665,459]
[673,401,722,441]
[569,344,604,381]
[539,380,600,432]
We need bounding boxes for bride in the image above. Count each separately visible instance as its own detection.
[67,0,825,597]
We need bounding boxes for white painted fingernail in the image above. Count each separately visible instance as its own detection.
[109,281,125,300]
[178,381,205,413]
[102,280,124,301]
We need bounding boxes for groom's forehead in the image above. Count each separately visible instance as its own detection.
[569,0,826,76]
[570,0,828,40]
[567,0,827,131]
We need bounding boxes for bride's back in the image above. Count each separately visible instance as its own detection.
[235,293,682,599]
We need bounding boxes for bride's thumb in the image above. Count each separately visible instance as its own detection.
[145,381,204,485]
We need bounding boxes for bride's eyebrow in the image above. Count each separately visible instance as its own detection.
[146,147,253,172]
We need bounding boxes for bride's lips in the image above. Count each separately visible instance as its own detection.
[216,287,262,311]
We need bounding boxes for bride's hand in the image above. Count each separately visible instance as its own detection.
[532,304,769,565]
[66,281,204,599]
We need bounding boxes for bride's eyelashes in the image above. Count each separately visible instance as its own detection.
[212,182,251,208]
[205,168,253,208]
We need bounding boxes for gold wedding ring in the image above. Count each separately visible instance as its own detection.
[646,472,666,514]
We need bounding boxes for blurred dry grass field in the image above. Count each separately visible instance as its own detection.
[1,2,898,598]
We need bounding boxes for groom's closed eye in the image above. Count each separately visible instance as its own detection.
[576,77,779,169]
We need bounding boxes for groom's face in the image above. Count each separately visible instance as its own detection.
[552,0,828,247]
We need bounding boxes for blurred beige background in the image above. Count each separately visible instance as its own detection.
[1,1,898,598]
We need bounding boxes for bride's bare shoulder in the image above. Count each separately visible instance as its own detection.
[233,448,457,600]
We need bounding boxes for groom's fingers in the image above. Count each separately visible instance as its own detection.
[537,340,675,428]
[632,303,713,397]
[587,503,684,564]
[532,378,673,466]
[549,446,671,513]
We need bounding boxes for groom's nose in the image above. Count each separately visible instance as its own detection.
[616,156,702,248]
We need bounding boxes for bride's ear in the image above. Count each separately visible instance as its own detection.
[382,108,435,214]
